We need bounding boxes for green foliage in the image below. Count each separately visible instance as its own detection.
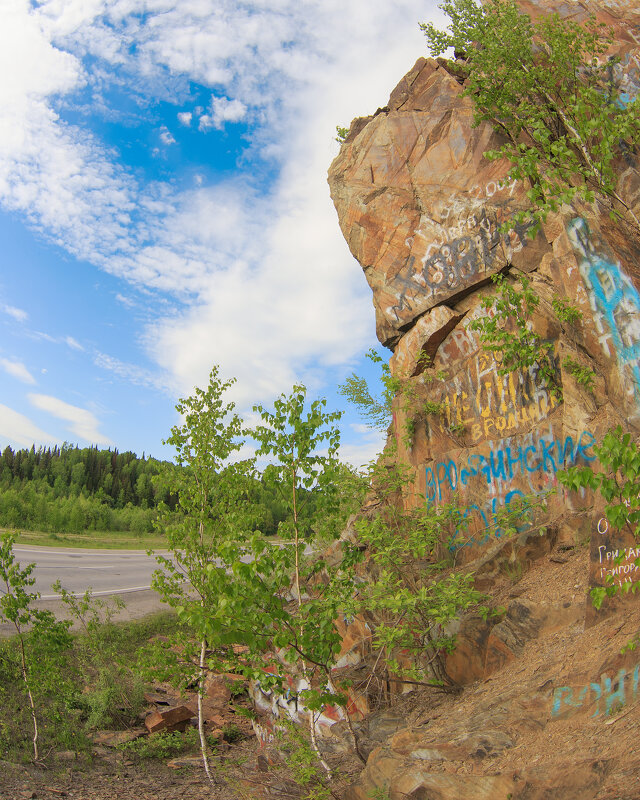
[252,386,356,697]
[559,427,640,608]
[422,0,640,235]
[151,366,255,783]
[552,296,582,325]
[468,274,560,398]
[335,125,350,143]
[222,723,243,743]
[563,356,596,392]
[276,721,333,800]
[118,728,201,760]
[338,349,400,431]
[351,462,490,683]
[0,532,78,761]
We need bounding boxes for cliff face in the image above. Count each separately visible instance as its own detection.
[325,4,640,797]
[328,0,640,609]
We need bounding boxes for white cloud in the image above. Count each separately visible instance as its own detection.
[159,125,176,145]
[28,392,113,446]
[199,96,247,131]
[115,293,135,308]
[93,351,171,393]
[0,0,443,419]
[0,403,58,448]
[2,304,28,323]
[65,335,84,351]
[340,425,386,469]
[0,358,36,385]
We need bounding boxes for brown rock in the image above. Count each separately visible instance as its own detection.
[92,729,146,747]
[144,705,192,734]
[204,675,232,705]
[166,755,203,769]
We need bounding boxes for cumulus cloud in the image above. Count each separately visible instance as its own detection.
[159,125,176,145]
[199,96,247,131]
[0,0,441,416]
[0,358,36,385]
[0,403,58,448]
[28,393,113,446]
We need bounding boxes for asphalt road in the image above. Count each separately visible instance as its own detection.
[0,545,171,635]
[13,544,166,598]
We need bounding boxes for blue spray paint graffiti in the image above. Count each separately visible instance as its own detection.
[426,430,596,548]
[568,218,640,405]
[551,663,640,718]
[425,431,595,503]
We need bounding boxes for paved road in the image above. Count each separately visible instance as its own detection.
[0,545,171,635]
[12,544,167,598]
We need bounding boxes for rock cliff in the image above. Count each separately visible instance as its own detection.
[325,2,640,797]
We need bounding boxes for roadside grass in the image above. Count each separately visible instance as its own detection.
[10,528,168,550]
[0,610,180,763]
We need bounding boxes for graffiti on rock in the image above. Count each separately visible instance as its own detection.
[426,429,596,548]
[596,543,640,589]
[441,350,560,442]
[387,208,533,323]
[568,218,640,411]
[551,662,640,718]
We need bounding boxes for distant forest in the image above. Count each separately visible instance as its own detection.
[0,444,291,536]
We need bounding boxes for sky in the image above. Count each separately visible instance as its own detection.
[0,0,443,467]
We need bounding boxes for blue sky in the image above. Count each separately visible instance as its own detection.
[0,0,442,466]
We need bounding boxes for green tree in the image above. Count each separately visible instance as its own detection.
[151,366,253,785]
[253,385,354,772]
[338,349,400,431]
[422,0,640,234]
[0,532,73,762]
[559,427,640,610]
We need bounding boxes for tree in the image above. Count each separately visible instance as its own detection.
[422,0,640,235]
[252,385,353,772]
[151,366,253,785]
[151,375,359,779]
[559,427,640,610]
[0,532,73,762]
[338,349,400,431]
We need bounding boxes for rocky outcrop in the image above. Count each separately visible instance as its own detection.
[326,2,640,797]
[344,563,640,800]
[328,0,640,617]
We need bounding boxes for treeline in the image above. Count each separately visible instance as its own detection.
[0,444,301,537]
[0,444,171,534]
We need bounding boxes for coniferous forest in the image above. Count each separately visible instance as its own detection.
[0,443,294,536]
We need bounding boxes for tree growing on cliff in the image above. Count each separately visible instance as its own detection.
[422,0,640,235]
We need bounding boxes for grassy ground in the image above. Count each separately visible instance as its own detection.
[10,528,168,550]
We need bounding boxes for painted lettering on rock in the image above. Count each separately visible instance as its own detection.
[441,349,560,442]
[596,544,640,588]
[551,662,640,718]
[568,218,640,412]
[387,208,533,324]
[425,430,596,548]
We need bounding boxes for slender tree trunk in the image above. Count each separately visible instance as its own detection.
[198,637,215,785]
[15,626,39,762]
[290,444,331,776]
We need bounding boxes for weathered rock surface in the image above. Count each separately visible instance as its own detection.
[328,0,640,608]
[326,2,640,798]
